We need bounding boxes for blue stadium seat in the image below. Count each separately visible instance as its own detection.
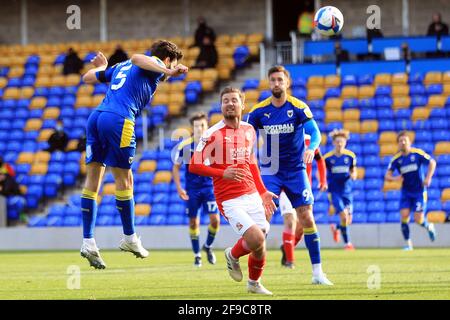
[362,144,380,155]
[135,193,151,204]
[364,167,382,179]
[360,108,377,120]
[361,133,378,144]
[44,174,62,198]
[430,119,448,130]
[28,216,47,227]
[69,194,82,207]
[439,177,450,189]
[410,58,450,74]
[63,216,81,226]
[412,120,431,130]
[353,190,365,201]
[437,154,450,164]
[135,215,148,226]
[366,190,383,201]
[352,213,368,223]
[367,212,387,223]
[386,212,400,223]
[395,108,411,120]
[386,200,400,211]
[415,130,432,142]
[152,192,169,204]
[99,205,116,216]
[436,165,450,177]
[7,196,26,220]
[233,46,250,68]
[427,200,442,211]
[353,179,364,190]
[432,129,450,142]
[303,40,335,57]
[385,190,401,201]
[357,74,374,85]
[46,216,63,227]
[353,201,366,214]
[153,183,170,193]
[410,95,428,108]
[168,204,185,215]
[427,84,443,95]
[242,78,259,91]
[362,155,380,167]
[135,183,153,194]
[151,204,168,216]
[97,216,114,226]
[48,204,66,217]
[135,172,154,185]
[375,96,393,108]
[427,188,441,200]
[375,86,391,97]
[147,214,166,225]
[364,179,383,190]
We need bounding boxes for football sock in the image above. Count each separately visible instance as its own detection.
[81,188,98,239]
[205,223,219,248]
[304,224,321,265]
[282,230,295,263]
[401,217,410,241]
[231,238,251,259]
[248,253,266,281]
[189,226,200,255]
[115,189,135,236]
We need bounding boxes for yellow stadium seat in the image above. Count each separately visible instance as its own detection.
[138,160,157,173]
[209,113,223,126]
[258,79,269,91]
[91,95,105,107]
[358,85,375,99]
[231,34,247,46]
[324,75,340,88]
[383,180,402,191]
[185,69,202,82]
[135,204,151,216]
[391,73,408,85]
[360,120,379,133]
[203,68,219,82]
[374,73,391,86]
[247,33,264,45]
[201,79,216,92]
[8,66,24,78]
[77,84,94,96]
[443,71,450,84]
[10,56,27,67]
[217,46,234,57]
[187,47,200,60]
[183,36,195,48]
[324,98,342,110]
[441,188,450,202]
[325,110,342,123]
[218,67,232,81]
[50,75,66,87]
[379,131,397,144]
[170,81,186,93]
[17,152,35,164]
[34,151,51,163]
[424,72,442,85]
[434,142,450,155]
[392,85,409,97]
[30,163,48,175]
[244,100,257,113]
[102,183,116,195]
[30,97,47,109]
[392,96,411,109]
[37,65,53,77]
[157,82,170,94]
[307,76,324,88]
[307,87,325,100]
[341,86,358,99]
[25,119,42,131]
[321,133,327,145]
[0,77,7,89]
[3,88,20,99]
[20,87,35,99]
[216,34,231,46]
[411,107,431,121]
[168,103,184,116]
[38,129,54,142]
[343,121,360,133]
[169,93,185,105]
[153,171,172,184]
[427,95,446,108]
[35,76,51,88]
[75,96,93,108]
[343,109,360,121]
[427,211,447,223]
[43,107,60,120]
[244,90,260,102]
[380,144,398,157]
[65,139,79,151]
[65,74,81,86]
[443,84,450,96]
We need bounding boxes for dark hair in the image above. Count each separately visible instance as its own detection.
[268,65,291,80]
[397,130,410,142]
[189,112,208,125]
[220,86,245,103]
[150,40,183,62]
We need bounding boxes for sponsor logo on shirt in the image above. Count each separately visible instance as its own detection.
[400,163,418,174]
[331,166,350,174]
[263,123,295,134]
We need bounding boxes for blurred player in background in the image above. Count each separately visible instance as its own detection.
[173,113,220,267]
[247,66,333,285]
[385,131,437,251]
[80,40,187,269]
[323,129,357,251]
[279,134,327,269]
[190,87,278,295]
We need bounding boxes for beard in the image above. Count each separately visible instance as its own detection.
[272,90,282,99]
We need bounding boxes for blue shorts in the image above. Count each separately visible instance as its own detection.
[186,188,218,218]
[400,191,427,213]
[86,110,136,169]
[261,168,313,208]
[329,192,353,214]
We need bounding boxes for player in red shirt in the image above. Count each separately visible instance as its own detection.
[279,135,327,268]
[190,87,277,295]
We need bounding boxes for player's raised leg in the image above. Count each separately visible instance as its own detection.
[113,167,148,258]
[280,191,297,269]
[80,162,106,269]
[414,210,436,242]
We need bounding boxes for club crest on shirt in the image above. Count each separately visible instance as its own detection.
[245,131,252,141]
[330,159,335,164]
[236,222,243,231]
[344,157,349,164]
[411,155,415,161]
[287,109,293,118]
[128,157,134,164]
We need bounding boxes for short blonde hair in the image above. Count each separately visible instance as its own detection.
[329,128,350,141]
[220,86,245,104]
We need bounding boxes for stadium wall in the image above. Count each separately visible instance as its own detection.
[0,224,449,250]
[0,0,266,44]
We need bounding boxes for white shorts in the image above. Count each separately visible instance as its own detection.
[221,192,270,236]
[279,191,296,216]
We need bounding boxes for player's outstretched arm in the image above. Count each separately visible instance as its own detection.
[131,54,188,77]
[82,52,108,84]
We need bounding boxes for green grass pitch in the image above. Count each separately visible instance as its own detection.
[0,248,449,300]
